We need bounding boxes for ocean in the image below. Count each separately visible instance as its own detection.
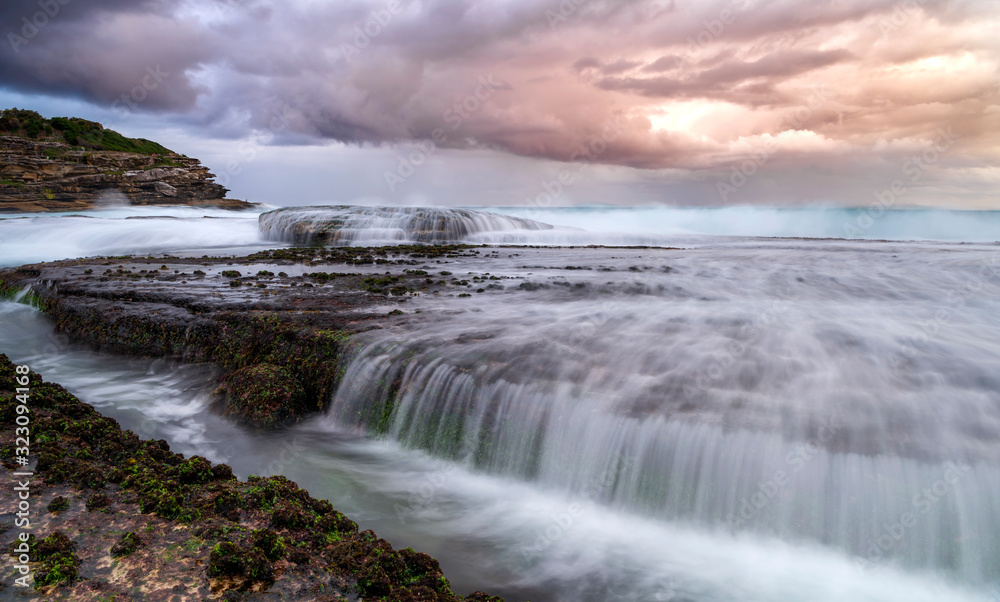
[1,205,998,601]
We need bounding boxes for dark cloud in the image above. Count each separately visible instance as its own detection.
[0,0,171,25]
[1,0,210,111]
[597,49,854,105]
[600,59,643,74]
[0,0,995,193]
[643,55,682,72]
[572,57,602,73]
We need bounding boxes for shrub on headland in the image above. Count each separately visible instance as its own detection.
[1,108,173,155]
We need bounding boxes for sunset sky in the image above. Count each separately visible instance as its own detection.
[1,0,998,207]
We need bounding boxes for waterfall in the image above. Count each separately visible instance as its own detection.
[326,334,1000,582]
[12,285,33,304]
[258,205,553,245]
[321,241,1000,584]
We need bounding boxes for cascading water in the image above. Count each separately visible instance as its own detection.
[4,207,1000,601]
[258,205,1000,247]
[258,205,554,245]
[322,242,1000,589]
[0,205,272,265]
[3,205,999,267]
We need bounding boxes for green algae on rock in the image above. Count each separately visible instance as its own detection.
[214,364,307,428]
[0,246,489,429]
[0,355,502,600]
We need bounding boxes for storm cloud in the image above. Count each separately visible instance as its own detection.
[1,0,998,206]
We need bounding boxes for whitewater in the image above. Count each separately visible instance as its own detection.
[2,205,1000,263]
[1,204,998,601]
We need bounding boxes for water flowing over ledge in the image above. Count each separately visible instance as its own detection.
[3,231,1000,600]
[258,206,554,245]
[324,331,1000,583]
[257,205,1000,248]
[313,243,1000,586]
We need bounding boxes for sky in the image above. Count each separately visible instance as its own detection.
[1,0,998,208]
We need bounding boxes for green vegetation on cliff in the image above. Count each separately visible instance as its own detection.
[0,108,247,211]
[0,108,173,155]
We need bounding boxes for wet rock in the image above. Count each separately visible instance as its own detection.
[0,356,500,600]
[110,532,144,558]
[47,496,69,514]
[259,205,552,245]
[214,364,307,428]
[86,492,110,511]
[34,531,81,587]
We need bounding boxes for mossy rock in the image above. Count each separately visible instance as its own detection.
[208,541,243,577]
[0,324,500,600]
[211,463,236,481]
[287,548,311,565]
[213,490,241,520]
[270,501,310,530]
[86,492,110,511]
[177,456,213,485]
[465,593,505,602]
[325,532,458,599]
[155,493,184,520]
[214,364,307,428]
[207,541,275,583]
[242,547,275,582]
[34,531,81,588]
[315,511,358,538]
[110,532,144,558]
[251,529,285,561]
[46,496,69,514]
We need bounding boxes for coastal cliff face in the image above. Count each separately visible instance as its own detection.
[0,135,251,212]
[0,109,253,212]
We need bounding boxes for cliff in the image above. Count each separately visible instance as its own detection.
[0,109,252,212]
